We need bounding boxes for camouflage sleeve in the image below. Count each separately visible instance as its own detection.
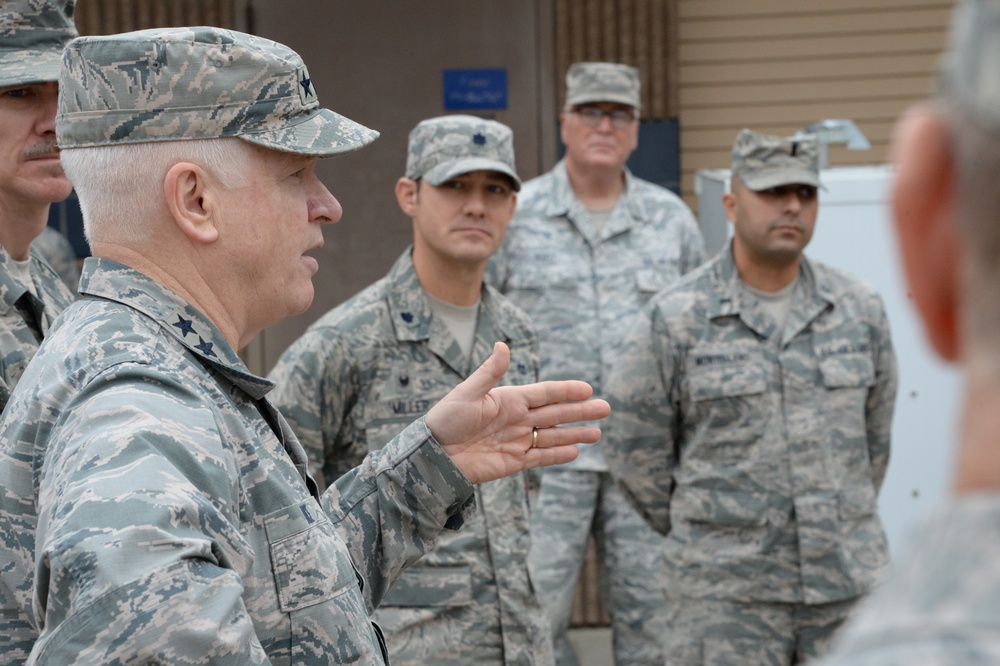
[29,369,268,665]
[866,294,898,494]
[320,418,476,613]
[269,328,359,490]
[605,300,677,534]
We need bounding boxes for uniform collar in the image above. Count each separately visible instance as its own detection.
[0,244,30,314]
[384,248,514,370]
[78,257,274,399]
[542,159,650,231]
[706,243,835,342]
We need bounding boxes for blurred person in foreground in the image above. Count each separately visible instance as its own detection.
[819,0,1000,661]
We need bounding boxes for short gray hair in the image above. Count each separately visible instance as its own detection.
[60,138,256,246]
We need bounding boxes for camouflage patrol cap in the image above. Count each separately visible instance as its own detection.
[405,114,521,191]
[56,26,379,156]
[0,0,77,87]
[938,0,1000,131]
[731,128,821,191]
[565,62,641,109]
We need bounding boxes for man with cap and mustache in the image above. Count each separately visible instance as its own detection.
[270,114,553,665]
[0,0,77,414]
[0,27,610,665]
[606,129,898,664]
[818,0,1000,662]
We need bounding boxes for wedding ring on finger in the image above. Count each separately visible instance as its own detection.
[531,427,538,448]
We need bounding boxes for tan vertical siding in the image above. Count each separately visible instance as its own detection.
[677,0,956,210]
[554,0,678,117]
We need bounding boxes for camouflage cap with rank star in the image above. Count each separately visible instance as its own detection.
[564,61,641,109]
[0,0,77,87]
[730,128,822,191]
[55,26,379,157]
[405,114,521,191]
[938,0,1000,131]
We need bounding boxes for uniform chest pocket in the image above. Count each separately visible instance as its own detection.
[380,565,473,608]
[818,353,876,389]
[265,499,359,613]
[635,268,668,296]
[685,349,769,402]
[683,349,770,449]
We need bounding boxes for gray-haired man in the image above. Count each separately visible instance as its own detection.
[0,28,609,664]
[488,61,705,665]
[606,129,898,664]
[270,114,553,665]
[0,0,77,413]
[819,0,1000,662]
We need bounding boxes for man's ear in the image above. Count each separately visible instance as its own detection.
[890,104,960,361]
[163,162,220,244]
[722,185,738,224]
[395,177,419,217]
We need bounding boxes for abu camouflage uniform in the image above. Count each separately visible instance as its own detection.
[0,245,74,412]
[0,259,477,665]
[487,153,705,664]
[0,0,79,414]
[270,249,553,665]
[606,245,898,663]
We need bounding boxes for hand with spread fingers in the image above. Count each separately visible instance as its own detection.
[426,341,609,484]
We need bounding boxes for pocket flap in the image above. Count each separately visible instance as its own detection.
[673,487,769,527]
[381,566,473,608]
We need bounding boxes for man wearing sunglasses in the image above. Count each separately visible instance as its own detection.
[488,61,705,665]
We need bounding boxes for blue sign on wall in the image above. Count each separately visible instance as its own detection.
[443,68,507,111]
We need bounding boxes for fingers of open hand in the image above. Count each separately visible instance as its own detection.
[516,379,596,409]
[530,425,603,449]
[528,397,611,429]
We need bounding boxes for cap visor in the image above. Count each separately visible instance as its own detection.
[0,49,62,87]
[739,168,823,191]
[239,107,379,157]
[423,157,522,191]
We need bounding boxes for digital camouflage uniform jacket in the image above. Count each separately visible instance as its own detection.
[606,246,898,604]
[487,159,705,471]
[816,495,1000,665]
[0,244,75,413]
[0,258,475,665]
[269,249,553,665]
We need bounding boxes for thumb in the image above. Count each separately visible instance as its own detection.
[451,341,509,402]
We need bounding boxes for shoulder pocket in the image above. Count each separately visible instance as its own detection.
[265,499,358,612]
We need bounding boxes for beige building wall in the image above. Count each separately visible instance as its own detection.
[676,0,956,211]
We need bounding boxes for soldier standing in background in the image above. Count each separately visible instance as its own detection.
[270,114,554,665]
[606,129,898,665]
[488,61,705,665]
[0,0,77,412]
[0,27,609,664]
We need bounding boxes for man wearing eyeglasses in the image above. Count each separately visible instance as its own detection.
[488,61,705,665]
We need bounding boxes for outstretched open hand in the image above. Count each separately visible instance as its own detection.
[425,342,610,484]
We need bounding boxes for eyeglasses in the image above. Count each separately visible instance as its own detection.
[571,105,638,129]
